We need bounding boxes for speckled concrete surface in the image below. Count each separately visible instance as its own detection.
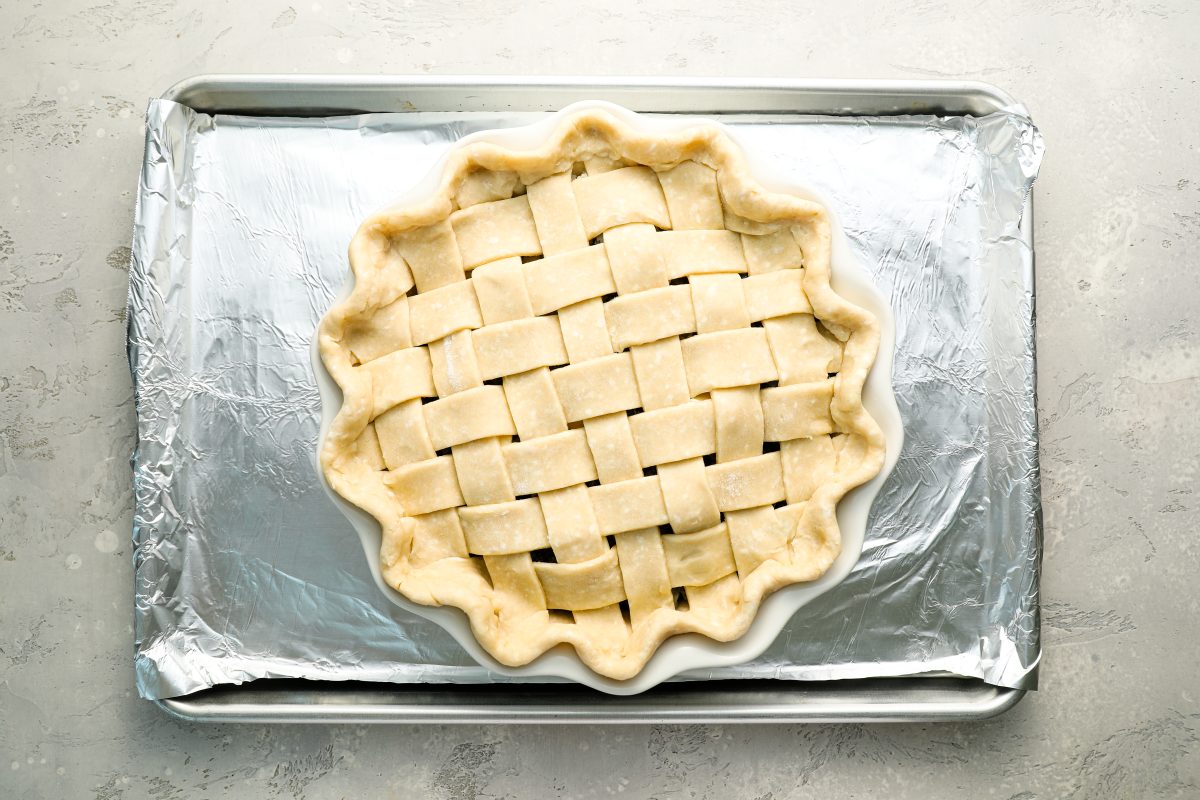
[2,1,1198,798]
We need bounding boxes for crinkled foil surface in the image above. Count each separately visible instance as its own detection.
[130,100,1044,700]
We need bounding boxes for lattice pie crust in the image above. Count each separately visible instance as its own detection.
[318,109,885,680]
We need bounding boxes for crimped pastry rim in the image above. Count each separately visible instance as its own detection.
[316,102,894,691]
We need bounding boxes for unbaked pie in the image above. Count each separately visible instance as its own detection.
[318,108,885,680]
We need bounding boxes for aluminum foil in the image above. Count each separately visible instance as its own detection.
[130,99,1044,700]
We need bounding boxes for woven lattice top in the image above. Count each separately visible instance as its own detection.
[319,110,885,681]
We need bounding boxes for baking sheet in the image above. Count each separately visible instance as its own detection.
[129,100,1043,700]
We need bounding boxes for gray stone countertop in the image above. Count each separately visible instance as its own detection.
[2,1,1198,798]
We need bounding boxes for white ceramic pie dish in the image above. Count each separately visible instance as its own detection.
[313,101,903,695]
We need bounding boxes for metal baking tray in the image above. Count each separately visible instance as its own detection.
[152,75,1034,724]
[159,676,1021,724]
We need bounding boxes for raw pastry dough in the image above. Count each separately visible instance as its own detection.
[319,109,884,680]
